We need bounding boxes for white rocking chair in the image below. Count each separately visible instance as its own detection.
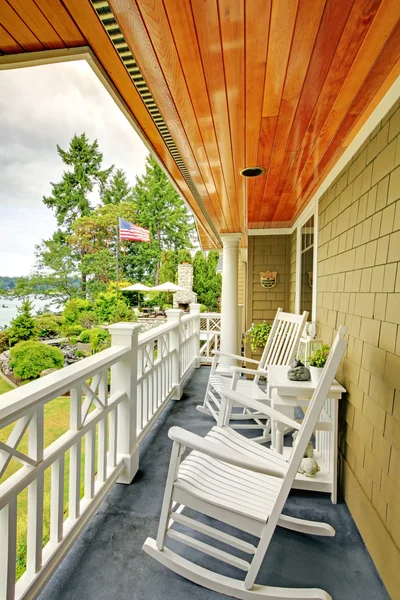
[197,308,308,440]
[143,326,347,600]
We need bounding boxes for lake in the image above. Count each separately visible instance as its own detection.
[0,297,61,328]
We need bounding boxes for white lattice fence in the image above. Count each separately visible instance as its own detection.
[136,327,174,442]
[199,313,221,364]
[180,313,198,378]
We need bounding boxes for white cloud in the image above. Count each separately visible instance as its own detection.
[0,60,148,276]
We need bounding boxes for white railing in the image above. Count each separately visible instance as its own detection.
[199,313,221,364]
[0,304,202,600]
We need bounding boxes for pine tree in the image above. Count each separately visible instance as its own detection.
[193,250,221,311]
[43,134,113,229]
[101,168,135,205]
[42,134,113,294]
[124,155,196,284]
[10,299,36,345]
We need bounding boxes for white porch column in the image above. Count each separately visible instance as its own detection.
[219,233,242,367]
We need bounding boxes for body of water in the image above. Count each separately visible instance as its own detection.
[0,297,60,328]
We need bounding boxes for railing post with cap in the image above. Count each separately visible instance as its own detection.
[166,309,183,400]
[108,322,142,484]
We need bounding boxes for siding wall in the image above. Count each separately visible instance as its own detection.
[316,100,400,599]
[246,235,289,357]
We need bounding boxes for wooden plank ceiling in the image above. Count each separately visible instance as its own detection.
[1,0,400,248]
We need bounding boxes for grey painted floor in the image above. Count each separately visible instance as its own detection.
[39,367,389,600]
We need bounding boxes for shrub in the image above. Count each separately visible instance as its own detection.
[10,341,64,380]
[200,304,207,313]
[88,328,110,354]
[62,299,96,334]
[34,315,61,338]
[244,321,272,353]
[10,299,36,345]
[95,292,135,324]
[77,310,98,329]
[63,324,83,339]
[78,329,91,343]
[308,344,330,368]
[0,328,11,352]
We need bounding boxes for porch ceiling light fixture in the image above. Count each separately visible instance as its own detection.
[239,166,266,177]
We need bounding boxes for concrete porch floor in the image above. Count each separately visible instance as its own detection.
[39,367,389,600]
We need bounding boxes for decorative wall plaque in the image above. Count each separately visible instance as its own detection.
[260,271,277,289]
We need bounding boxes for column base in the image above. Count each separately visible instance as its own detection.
[117,446,139,484]
[172,383,183,400]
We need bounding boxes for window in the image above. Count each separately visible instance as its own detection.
[296,207,317,324]
[300,215,314,315]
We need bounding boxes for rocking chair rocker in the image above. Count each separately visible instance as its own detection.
[197,308,308,441]
[143,326,347,599]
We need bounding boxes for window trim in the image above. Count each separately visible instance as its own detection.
[295,202,318,324]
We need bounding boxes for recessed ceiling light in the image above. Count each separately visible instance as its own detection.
[239,166,266,178]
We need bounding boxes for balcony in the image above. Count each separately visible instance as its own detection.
[0,307,389,600]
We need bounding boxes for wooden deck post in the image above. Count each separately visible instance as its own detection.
[108,323,142,484]
[166,309,183,399]
[190,303,202,368]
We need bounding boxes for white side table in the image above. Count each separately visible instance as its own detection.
[267,365,346,503]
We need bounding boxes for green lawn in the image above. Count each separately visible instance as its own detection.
[0,376,13,394]
[0,383,89,579]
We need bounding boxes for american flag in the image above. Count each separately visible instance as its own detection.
[119,218,151,242]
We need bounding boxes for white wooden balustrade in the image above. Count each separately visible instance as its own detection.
[0,305,202,600]
[198,312,222,364]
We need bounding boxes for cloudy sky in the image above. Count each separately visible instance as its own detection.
[0,60,148,276]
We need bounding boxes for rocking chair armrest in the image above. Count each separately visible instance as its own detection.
[230,366,268,377]
[168,426,285,479]
[212,350,260,365]
[220,388,302,431]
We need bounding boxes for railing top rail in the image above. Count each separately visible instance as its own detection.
[200,312,221,318]
[181,313,197,323]
[138,321,177,346]
[0,345,130,427]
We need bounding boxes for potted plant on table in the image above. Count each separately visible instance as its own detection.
[244,321,272,352]
[307,344,330,383]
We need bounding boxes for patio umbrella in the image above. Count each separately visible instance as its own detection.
[150,281,184,306]
[122,283,151,308]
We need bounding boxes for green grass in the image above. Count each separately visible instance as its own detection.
[0,377,13,394]
[0,384,91,579]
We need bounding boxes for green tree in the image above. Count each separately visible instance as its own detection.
[43,133,113,229]
[159,250,177,284]
[17,231,81,305]
[177,249,192,264]
[42,134,113,294]
[193,250,221,311]
[101,168,135,205]
[95,292,134,324]
[69,203,137,295]
[124,155,196,284]
[10,299,36,345]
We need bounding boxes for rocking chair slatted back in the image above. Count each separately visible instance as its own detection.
[258,310,309,378]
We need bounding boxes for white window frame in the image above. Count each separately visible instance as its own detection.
[295,201,318,324]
